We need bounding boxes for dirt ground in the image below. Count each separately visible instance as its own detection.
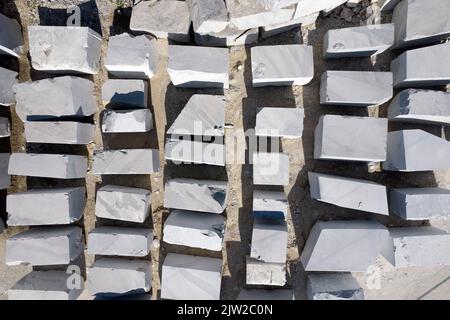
[1,0,450,300]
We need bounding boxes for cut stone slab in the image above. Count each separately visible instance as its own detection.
[0,67,18,106]
[251,45,314,87]
[323,24,394,58]
[8,271,83,300]
[253,190,288,220]
[28,26,101,74]
[25,121,94,145]
[391,43,450,88]
[6,226,84,266]
[105,33,158,79]
[102,109,153,133]
[92,149,159,175]
[194,27,259,47]
[320,71,393,106]
[308,172,389,215]
[163,210,225,251]
[95,185,151,223]
[130,0,191,43]
[189,0,228,34]
[255,107,304,138]
[393,0,450,49]
[383,130,450,172]
[387,89,450,125]
[246,257,286,286]
[261,11,319,39]
[165,139,225,166]
[300,220,393,272]
[167,94,226,137]
[238,288,294,300]
[88,227,153,257]
[379,0,401,11]
[390,227,450,268]
[294,0,348,17]
[314,115,388,162]
[253,152,289,186]
[250,218,288,264]
[0,153,10,190]
[161,253,222,300]
[307,273,364,300]
[14,76,97,122]
[164,178,228,214]
[7,187,85,226]
[8,153,87,179]
[88,257,151,297]
[0,13,24,57]
[168,45,229,89]
[0,117,10,137]
[102,79,148,108]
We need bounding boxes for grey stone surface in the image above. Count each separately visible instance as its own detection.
[6,226,84,266]
[0,153,10,190]
[8,153,87,179]
[168,45,229,88]
[28,26,101,74]
[194,27,259,47]
[261,11,319,39]
[251,44,314,87]
[7,187,86,226]
[167,94,226,137]
[253,152,289,186]
[323,24,394,58]
[130,0,191,43]
[246,257,286,286]
[379,0,401,11]
[189,0,228,34]
[251,218,288,263]
[391,43,450,88]
[105,33,158,79]
[0,67,18,106]
[300,220,393,272]
[161,253,222,300]
[102,109,153,133]
[314,115,388,162]
[320,71,393,106]
[393,0,450,49]
[14,76,97,121]
[163,210,225,251]
[25,121,94,145]
[88,227,153,257]
[88,257,151,296]
[238,288,294,300]
[95,185,151,223]
[308,172,389,215]
[0,13,24,57]
[0,117,10,137]
[383,130,450,172]
[8,271,83,300]
[253,190,288,220]
[92,149,160,175]
[387,89,450,125]
[164,178,228,214]
[294,0,348,17]
[102,79,148,108]
[165,139,225,166]
[390,188,450,220]
[255,107,304,138]
[307,273,364,300]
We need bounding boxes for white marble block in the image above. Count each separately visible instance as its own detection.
[25,121,94,145]
[161,253,222,300]
[7,187,85,226]
[102,79,148,108]
[238,288,294,300]
[194,27,259,47]
[165,139,225,166]
[190,0,228,34]
[102,109,153,133]
[0,153,10,190]
[246,257,286,286]
[255,107,304,138]
[253,190,288,220]
[314,115,388,162]
[294,0,347,17]
[253,152,289,186]
[251,218,288,264]
[168,45,229,89]
[92,149,160,175]
[95,185,151,223]
[251,45,314,87]
[0,13,24,57]
[0,117,10,137]
[6,226,84,266]
[163,210,225,251]
[307,273,364,300]
[260,12,319,39]
[28,26,101,74]
[0,67,18,106]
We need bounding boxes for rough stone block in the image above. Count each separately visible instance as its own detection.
[168,45,229,89]
[251,44,314,87]
[28,26,101,74]
[0,153,10,190]
[246,257,286,286]
[102,79,148,108]
[253,152,289,186]
[25,121,94,145]
[92,149,159,175]
[14,76,97,121]
[0,67,18,106]
[102,109,153,133]
[161,253,222,300]
[379,0,401,11]
[6,226,84,266]
[189,0,228,34]
[8,153,87,179]
[105,33,158,79]
[7,187,85,226]
[0,13,23,57]
[261,12,319,39]
[314,115,388,162]
[308,172,389,215]
[251,218,288,263]
[256,107,304,138]
[238,288,294,300]
[164,178,228,214]
[194,27,259,47]
[88,227,152,257]
[0,117,10,137]
[165,139,225,166]
[307,273,364,300]
[253,190,288,220]
[383,130,450,172]
[95,185,151,223]
[163,210,225,251]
